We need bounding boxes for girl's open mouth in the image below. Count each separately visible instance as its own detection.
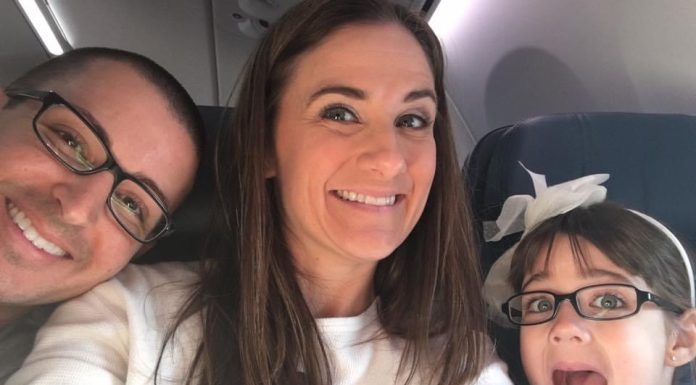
[553,369,607,385]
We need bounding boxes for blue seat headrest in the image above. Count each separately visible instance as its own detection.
[467,112,696,275]
[465,112,696,385]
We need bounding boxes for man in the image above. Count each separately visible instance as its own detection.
[0,47,202,381]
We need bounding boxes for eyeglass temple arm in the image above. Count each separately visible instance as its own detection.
[501,303,523,318]
[647,292,684,314]
[5,88,50,100]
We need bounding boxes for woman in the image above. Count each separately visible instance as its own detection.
[176,0,508,384]
[7,1,511,384]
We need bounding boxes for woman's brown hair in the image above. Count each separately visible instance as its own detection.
[161,1,486,384]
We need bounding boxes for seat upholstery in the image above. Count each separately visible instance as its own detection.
[464,112,696,385]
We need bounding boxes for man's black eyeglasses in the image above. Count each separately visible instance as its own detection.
[502,283,683,326]
[5,88,174,243]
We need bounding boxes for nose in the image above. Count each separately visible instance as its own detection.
[357,126,407,179]
[51,171,114,226]
[549,300,591,344]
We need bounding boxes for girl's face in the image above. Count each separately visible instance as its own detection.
[269,23,437,271]
[520,235,679,385]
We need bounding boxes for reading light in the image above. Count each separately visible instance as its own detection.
[428,0,471,41]
[16,0,67,56]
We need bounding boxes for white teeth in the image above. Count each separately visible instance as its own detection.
[336,190,397,206]
[6,201,67,257]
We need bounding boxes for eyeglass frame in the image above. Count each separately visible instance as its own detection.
[4,87,174,243]
[501,283,684,326]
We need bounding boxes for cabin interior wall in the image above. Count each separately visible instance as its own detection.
[429,0,696,159]
[4,0,695,162]
[0,2,47,87]
[44,0,219,105]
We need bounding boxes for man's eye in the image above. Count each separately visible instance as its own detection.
[591,294,624,309]
[56,130,79,148]
[50,128,94,168]
[321,106,358,122]
[113,193,145,220]
[395,114,429,129]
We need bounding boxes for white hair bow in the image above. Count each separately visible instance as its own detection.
[484,163,609,243]
[482,163,609,326]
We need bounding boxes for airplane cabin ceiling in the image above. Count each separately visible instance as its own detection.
[0,0,431,106]
[0,1,48,87]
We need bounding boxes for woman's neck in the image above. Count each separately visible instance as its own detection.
[296,261,377,318]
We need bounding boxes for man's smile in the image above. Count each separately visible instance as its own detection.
[7,200,67,257]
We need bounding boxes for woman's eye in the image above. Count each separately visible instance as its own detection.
[591,294,624,309]
[321,106,358,123]
[395,114,428,129]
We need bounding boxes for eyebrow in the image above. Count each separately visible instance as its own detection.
[306,85,437,107]
[522,268,632,290]
[73,104,113,148]
[71,103,170,209]
[404,89,437,104]
[134,172,171,209]
[307,86,365,106]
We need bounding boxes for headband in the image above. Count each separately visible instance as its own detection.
[482,163,695,327]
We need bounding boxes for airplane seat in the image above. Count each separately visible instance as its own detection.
[136,106,229,264]
[464,112,696,385]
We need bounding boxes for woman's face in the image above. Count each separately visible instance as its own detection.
[519,235,679,385]
[269,22,437,270]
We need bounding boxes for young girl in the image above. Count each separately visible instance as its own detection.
[487,167,696,385]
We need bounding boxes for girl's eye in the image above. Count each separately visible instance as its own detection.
[395,114,429,129]
[591,294,624,309]
[321,106,358,123]
[526,298,554,313]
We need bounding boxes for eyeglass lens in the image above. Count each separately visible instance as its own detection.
[508,285,639,324]
[35,103,167,241]
[35,104,108,171]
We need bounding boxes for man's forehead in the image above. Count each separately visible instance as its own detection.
[44,61,198,209]
[45,60,150,103]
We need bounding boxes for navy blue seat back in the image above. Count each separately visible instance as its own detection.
[465,112,696,385]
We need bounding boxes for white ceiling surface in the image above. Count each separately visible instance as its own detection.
[1,0,429,106]
[47,0,220,105]
[431,0,696,149]
[4,1,695,161]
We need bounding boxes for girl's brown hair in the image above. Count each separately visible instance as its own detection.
[508,202,692,313]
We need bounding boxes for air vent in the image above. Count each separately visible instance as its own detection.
[231,0,434,40]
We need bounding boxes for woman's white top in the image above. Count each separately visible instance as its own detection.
[7,262,512,385]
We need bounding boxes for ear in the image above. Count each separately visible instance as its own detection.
[665,308,696,367]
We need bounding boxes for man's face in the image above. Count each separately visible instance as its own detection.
[0,60,197,307]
